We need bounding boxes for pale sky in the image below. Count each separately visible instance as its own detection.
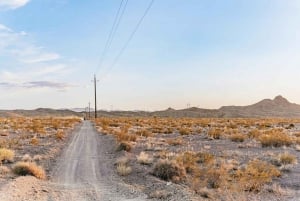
[0,0,300,110]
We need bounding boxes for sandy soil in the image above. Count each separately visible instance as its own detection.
[0,121,149,201]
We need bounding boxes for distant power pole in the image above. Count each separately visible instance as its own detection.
[88,102,91,119]
[92,74,99,119]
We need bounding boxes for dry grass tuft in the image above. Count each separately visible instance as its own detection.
[230,133,246,142]
[152,159,186,183]
[236,159,281,192]
[30,137,39,146]
[137,152,153,165]
[258,131,293,147]
[56,130,65,140]
[116,141,132,152]
[13,162,46,179]
[116,157,132,176]
[279,152,297,166]
[0,166,10,175]
[208,128,222,139]
[148,190,171,199]
[0,148,15,163]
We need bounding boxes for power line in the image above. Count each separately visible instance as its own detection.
[99,0,155,81]
[95,0,128,73]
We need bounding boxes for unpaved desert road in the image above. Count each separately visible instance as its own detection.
[49,121,147,201]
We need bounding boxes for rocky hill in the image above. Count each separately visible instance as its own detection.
[1,95,299,118]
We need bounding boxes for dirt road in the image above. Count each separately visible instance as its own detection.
[49,120,147,201]
[0,121,148,201]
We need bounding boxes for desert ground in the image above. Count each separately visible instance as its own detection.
[0,116,300,200]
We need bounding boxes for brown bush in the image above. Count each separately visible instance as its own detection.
[279,152,297,166]
[208,128,222,139]
[236,160,281,192]
[0,148,15,163]
[56,130,65,140]
[30,138,39,146]
[13,162,46,179]
[116,142,132,152]
[230,133,246,142]
[258,131,293,147]
[152,159,186,183]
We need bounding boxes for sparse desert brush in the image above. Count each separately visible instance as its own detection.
[21,154,33,162]
[279,152,297,166]
[152,159,186,183]
[248,129,261,139]
[116,141,132,152]
[179,127,191,135]
[13,162,46,179]
[56,130,65,140]
[0,166,10,175]
[176,152,199,174]
[0,148,15,163]
[116,157,132,176]
[166,137,183,146]
[196,152,215,164]
[30,137,39,146]
[163,127,174,134]
[135,129,152,137]
[208,128,222,139]
[204,164,229,189]
[230,133,246,142]
[137,152,153,165]
[116,131,137,142]
[236,159,281,192]
[258,131,293,147]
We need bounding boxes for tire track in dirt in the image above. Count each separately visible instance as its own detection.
[50,121,147,201]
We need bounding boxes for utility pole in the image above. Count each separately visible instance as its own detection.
[88,102,91,119]
[93,74,99,119]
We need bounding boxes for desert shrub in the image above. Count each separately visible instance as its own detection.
[116,142,132,152]
[116,163,132,176]
[208,128,222,139]
[0,148,15,163]
[176,152,199,174]
[13,162,46,179]
[248,129,261,139]
[152,159,186,182]
[230,133,246,142]
[56,130,65,140]
[205,166,228,189]
[236,160,281,192]
[279,152,297,166]
[137,152,153,165]
[116,157,132,176]
[0,166,10,175]
[21,154,32,162]
[196,152,215,164]
[30,138,39,146]
[258,131,293,147]
[136,129,152,137]
[163,127,174,134]
[166,138,183,146]
[117,132,137,142]
[179,128,191,135]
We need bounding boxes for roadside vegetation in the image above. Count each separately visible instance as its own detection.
[0,117,82,180]
[94,117,300,200]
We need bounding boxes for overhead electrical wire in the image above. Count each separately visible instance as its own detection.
[98,0,155,81]
[95,0,128,73]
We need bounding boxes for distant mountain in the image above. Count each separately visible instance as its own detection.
[100,95,300,118]
[219,95,300,118]
[0,108,82,118]
[1,96,299,118]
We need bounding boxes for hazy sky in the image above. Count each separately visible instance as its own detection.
[0,0,300,110]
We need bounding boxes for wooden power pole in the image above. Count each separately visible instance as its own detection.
[93,74,98,119]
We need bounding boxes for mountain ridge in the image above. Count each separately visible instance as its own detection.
[1,95,300,118]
